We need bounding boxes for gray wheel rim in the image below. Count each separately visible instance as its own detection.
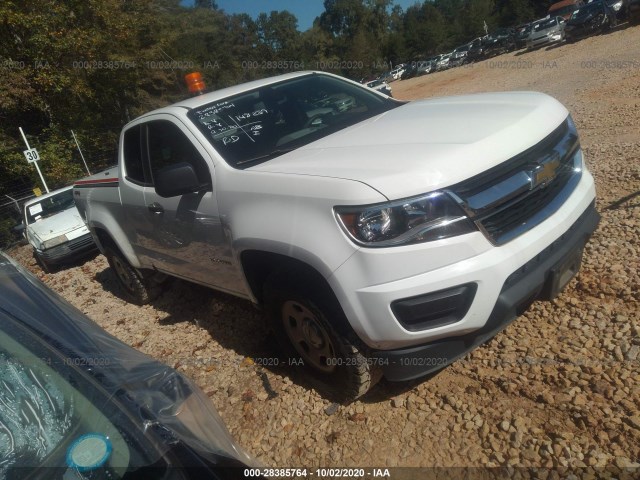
[281,300,336,373]
[112,256,136,293]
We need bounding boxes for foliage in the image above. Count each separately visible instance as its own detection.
[0,0,547,205]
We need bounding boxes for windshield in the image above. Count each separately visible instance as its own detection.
[187,73,398,168]
[25,189,75,225]
[534,18,558,30]
[492,28,511,37]
[518,25,532,35]
[554,3,582,15]
[573,2,603,15]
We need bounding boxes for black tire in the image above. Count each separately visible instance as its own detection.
[264,271,381,403]
[34,251,52,274]
[104,247,159,305]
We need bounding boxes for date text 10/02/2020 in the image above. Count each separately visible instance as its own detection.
[243,468,392,478]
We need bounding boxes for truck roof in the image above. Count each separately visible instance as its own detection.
[171,70,314,111]
[126,71,327,127]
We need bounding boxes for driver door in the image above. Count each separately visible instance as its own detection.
[139,116,244,295]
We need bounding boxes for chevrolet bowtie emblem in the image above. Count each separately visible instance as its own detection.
[528,152,560,189]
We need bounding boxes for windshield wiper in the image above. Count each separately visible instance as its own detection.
[236,148,295,166]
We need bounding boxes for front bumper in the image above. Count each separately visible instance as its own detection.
[329,163,596,351]
[38,233,97,264]
[374,201,599,381]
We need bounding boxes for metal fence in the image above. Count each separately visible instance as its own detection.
[0,182,36,250]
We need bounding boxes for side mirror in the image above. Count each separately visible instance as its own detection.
[155,162,202,198]
[13,223,25,234]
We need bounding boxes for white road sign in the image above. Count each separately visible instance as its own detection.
[23,148,40,163]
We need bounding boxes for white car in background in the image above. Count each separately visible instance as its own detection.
[435,53,452,71]
[527,16,566,49]
[390,65,406,80]
[23,186,96,272]
[365,78,393,97]
[417,59,435,75]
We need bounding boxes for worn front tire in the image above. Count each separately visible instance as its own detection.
[264,271,381,403]
[104,247,158,305]
[33,250,52,274]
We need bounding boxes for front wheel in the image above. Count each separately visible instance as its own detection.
[104,247,159,305]
[33,250,52,274]
[264,272,381,402]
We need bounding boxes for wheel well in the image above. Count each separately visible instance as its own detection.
[242,250,356,338]
[93,228,117,253]
[241,251,320,303]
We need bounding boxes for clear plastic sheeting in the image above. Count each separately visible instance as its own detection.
[0,252,257,477]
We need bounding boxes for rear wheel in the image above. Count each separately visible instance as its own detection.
[104,247,161,305]
[264,271,381,402]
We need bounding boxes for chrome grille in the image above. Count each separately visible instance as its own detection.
[447,118,582,245]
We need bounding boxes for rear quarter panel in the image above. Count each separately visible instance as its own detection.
[74,171,142,267]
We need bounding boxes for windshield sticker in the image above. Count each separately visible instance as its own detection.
[194,106,270,147]
[195,101,236,117]
[28,203,43,216]
[67,433,112,471]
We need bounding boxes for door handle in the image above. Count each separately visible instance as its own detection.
[147,202,164,214]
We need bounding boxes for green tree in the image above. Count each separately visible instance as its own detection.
[194,0,218,9]
[403,3,449,57]
[256,11,302,62]
[319,0,368,38]
[496,0,535,25]
[462,0,497,39]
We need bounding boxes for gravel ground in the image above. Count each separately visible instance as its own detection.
[7,23,640,473]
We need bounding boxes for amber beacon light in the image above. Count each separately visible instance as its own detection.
[185,72,206,95]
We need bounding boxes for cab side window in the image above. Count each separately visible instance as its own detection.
[123,126,147,184]
[146,120,212,190]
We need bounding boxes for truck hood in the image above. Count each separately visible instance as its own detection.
[251,91,568,200]
[27,207,86,243]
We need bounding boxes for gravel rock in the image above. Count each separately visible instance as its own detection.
[324,403,339,416]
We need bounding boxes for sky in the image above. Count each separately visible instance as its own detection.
[211,0,421,31]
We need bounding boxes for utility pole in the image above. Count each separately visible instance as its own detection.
[71,130,92,175]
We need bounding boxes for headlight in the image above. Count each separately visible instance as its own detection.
[42,234,69,249]
[335,192,476,247]
[612,1,622,10]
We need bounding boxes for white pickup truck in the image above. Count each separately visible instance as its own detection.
[74,71,599,401]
